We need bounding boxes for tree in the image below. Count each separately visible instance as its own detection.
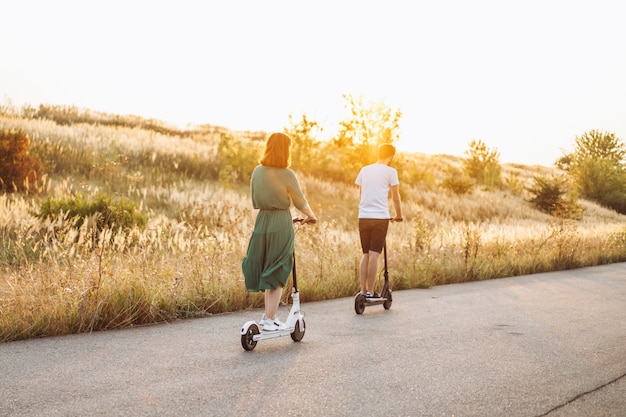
[463,139,501,189]
[567,130,626,205]
[0,129,40,193]
[329,94,402,182]
[554,153,572,171]
[283,113,323,175]
[334,94,402,149]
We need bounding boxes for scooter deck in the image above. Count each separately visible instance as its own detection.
[363,297,388,306]
[253,326,298,341]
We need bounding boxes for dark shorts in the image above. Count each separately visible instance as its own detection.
[359,218,389,254]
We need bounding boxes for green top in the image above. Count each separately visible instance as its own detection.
[241,165,308,292]
[250,165,308,211]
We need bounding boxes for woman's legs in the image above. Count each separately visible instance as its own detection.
[265,285,283,320]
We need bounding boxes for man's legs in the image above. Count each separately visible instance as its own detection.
[359,218,388,295]
[360,250,380,294]
[360,253,369,293]
[367,250,380,293]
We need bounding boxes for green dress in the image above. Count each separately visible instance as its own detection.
[242,165,309,292]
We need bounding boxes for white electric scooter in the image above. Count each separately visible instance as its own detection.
[240,216,316,351]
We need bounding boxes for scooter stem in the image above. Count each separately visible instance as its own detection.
[292,251,298,292]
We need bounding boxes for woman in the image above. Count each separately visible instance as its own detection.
[242,132,317,331]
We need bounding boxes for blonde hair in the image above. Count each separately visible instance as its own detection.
[259,132,292,168]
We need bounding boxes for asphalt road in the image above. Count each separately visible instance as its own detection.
[1,263,625,417]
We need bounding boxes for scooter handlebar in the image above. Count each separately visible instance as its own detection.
[292,216,317,225]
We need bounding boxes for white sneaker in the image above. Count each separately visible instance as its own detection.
[262,317,286,331]
[273,318,287,330]
[262,321,278,331]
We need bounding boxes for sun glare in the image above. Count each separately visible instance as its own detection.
[1,2,626,167]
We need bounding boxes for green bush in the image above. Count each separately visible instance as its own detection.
[527,175,582,219]
[441,169,474,195]
[216,134,261,184]
[602,191,626,214]
[36,193,147,231]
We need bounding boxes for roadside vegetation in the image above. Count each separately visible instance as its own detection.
[1,98,626,342]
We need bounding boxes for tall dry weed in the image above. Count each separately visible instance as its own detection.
[2,114,626,342]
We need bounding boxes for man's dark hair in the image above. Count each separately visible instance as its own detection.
[379,143,396,160]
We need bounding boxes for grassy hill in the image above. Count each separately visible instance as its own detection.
[1,109,625,342]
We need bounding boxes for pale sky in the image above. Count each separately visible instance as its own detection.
[2,0,626,166]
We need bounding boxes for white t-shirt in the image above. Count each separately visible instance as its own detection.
[355,162,399,219]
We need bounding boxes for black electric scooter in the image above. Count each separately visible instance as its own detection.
[354,240,392,314]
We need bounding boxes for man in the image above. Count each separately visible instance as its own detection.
[355,143,403,298]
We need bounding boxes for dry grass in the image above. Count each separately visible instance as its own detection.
[2,114,626,342]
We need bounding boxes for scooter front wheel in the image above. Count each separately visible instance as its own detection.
[354,293,366,314]
[290,319,306,342]
[241,323,260,351]
[383,289,392,310]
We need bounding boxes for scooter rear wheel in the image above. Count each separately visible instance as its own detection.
[241,323,260,351]
[290,319,306,342]
[354,293,366,314]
